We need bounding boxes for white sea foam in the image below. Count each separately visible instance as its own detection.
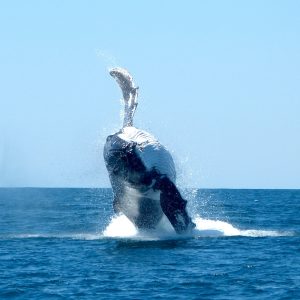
[1,215,293,241]
[103,214,180,240]
[103,214,294,239]
[103,214,138,238]
[193,216,294,237]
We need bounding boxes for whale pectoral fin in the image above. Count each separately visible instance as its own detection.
[109,67,139,128]
[155,176,195,234]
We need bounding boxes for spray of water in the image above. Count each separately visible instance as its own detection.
[95,49,119,68]
[0,218,293,241]
[101,213,294,240]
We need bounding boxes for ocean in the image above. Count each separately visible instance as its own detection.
[0,188,299,299]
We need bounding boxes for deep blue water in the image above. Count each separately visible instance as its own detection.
[0,188,299,299]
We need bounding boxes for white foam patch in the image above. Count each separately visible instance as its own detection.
[193,216,293,237]
[103,214,138,238]
[193,217,240,237]
[103,214,294,239]
[103,214,181,240]
[0,216,293,241]
[238,229,293,237]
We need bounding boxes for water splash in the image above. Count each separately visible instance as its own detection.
[0,215,294,241]
[102,214,294,240]
[193,216,294,237]
[95,49,118,68]
[103,214,138,237]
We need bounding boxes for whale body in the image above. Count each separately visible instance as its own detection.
[104,68,195,233]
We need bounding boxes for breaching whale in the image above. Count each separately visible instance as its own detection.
[104,67,195,234]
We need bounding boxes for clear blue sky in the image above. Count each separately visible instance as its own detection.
[0,1,299,188]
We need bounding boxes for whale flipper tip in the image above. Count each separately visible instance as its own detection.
[109,67,135,90]
[109,67,139,127]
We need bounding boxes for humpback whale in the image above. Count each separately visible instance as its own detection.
[104,68,195,234]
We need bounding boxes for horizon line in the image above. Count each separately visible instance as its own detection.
[0,186,299,190]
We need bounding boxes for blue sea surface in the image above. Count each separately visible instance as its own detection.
[0,188,299,299]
